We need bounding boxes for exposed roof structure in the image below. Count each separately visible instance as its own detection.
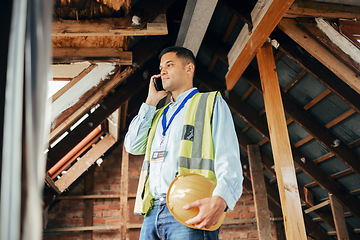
[8,0,359,239]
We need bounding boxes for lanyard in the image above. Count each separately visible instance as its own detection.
[161,89,199,137]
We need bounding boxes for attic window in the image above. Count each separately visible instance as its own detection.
[339,20,360,48]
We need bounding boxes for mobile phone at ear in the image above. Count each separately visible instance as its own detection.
[154,77,164,91]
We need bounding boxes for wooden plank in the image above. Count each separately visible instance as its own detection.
[285,1,360,19]
[53,48,132,65]
[271,29,360,114]
[52,14,167,37]
[120,101,129,131]
[119,145,129,239]
[257,41,306,240]
[283,69,306,93]
[304,200,330,214]
[225,0,295,90]
[55,134,116,192]
[108,108,121,141]
[278,18,360,94]
[329,194,350,240]
[248,145,273,240]
[52,64,97,102]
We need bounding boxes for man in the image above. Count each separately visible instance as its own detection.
[125,46,243,239]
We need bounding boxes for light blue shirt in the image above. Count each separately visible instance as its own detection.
[124,88,243,210]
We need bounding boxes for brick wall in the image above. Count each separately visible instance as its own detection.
[43,143,277,240]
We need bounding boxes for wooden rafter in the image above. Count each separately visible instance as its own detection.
[242,66,360,176]
[285,0,360,19]
[50,66,132,143]
[197,63,360,222]
[297,18,360,76]
[278,18,360,94]
[46,67,139,170]
[226,0,295,90]
[271,29,360,114]
[53,48,132,64]
[54,134,116,192]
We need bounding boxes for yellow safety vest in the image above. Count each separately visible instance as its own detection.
[134,91,220,215]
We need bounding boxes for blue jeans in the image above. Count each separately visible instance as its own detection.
[139,198,219,240]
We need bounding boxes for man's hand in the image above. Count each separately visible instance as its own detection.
[183,196,227,229]
[145,74,168,106]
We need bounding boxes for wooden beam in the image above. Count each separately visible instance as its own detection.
[119,144,129,239]
[52,14,167,37]
[257,41,306,240]
[298,18,360,76]
[248,145,273,240]
[226,0,295,90]
[271,29,360,114]
[285,1,360,19]
[329,194,350,240]
[54,134,116,192]
[84,170,94,239]
[278,18,360,94]
[53,48,132,64]
[175,0,217,56]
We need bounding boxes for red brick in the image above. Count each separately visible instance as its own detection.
[107,218,121,224]
[93,218,106,225]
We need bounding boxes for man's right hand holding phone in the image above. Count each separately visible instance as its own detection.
[145,74,168,106]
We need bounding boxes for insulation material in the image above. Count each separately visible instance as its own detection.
[51,63,116,123]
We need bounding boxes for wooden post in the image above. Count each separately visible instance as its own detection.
[119,144,129,239]
[329,194,350,240]
[84,169,94,240]
[248,145,273,240]
[257,41,307,240]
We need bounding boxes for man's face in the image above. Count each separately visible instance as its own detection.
[159,52,189,92]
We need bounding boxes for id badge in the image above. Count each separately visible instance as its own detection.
[151,151,166,163]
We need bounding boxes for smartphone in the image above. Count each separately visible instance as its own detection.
[154,77,164,91]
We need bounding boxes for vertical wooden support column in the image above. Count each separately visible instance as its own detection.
[248,145,273,240]
[84,169,94,239]
[119,144,129,239]
[329,194,350,240]
[257,41,307,240]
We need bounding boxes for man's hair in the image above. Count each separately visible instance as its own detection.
[159,46,196,67]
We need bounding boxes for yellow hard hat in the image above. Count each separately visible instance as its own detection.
[166,173,226,231]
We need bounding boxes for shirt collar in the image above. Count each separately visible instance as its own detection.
[170,87,198,104]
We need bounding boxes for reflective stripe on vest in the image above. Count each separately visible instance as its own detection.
[178,92,218,183]
[134,91,219,215]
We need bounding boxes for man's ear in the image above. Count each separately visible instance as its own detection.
[186,63,195,75]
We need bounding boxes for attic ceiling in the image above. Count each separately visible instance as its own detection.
[45,0,360,239]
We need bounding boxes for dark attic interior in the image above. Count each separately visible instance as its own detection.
[1,0,360,239]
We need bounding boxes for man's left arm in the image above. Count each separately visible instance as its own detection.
[183,95,243,229]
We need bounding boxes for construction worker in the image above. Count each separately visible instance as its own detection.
[125,46,243,239]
